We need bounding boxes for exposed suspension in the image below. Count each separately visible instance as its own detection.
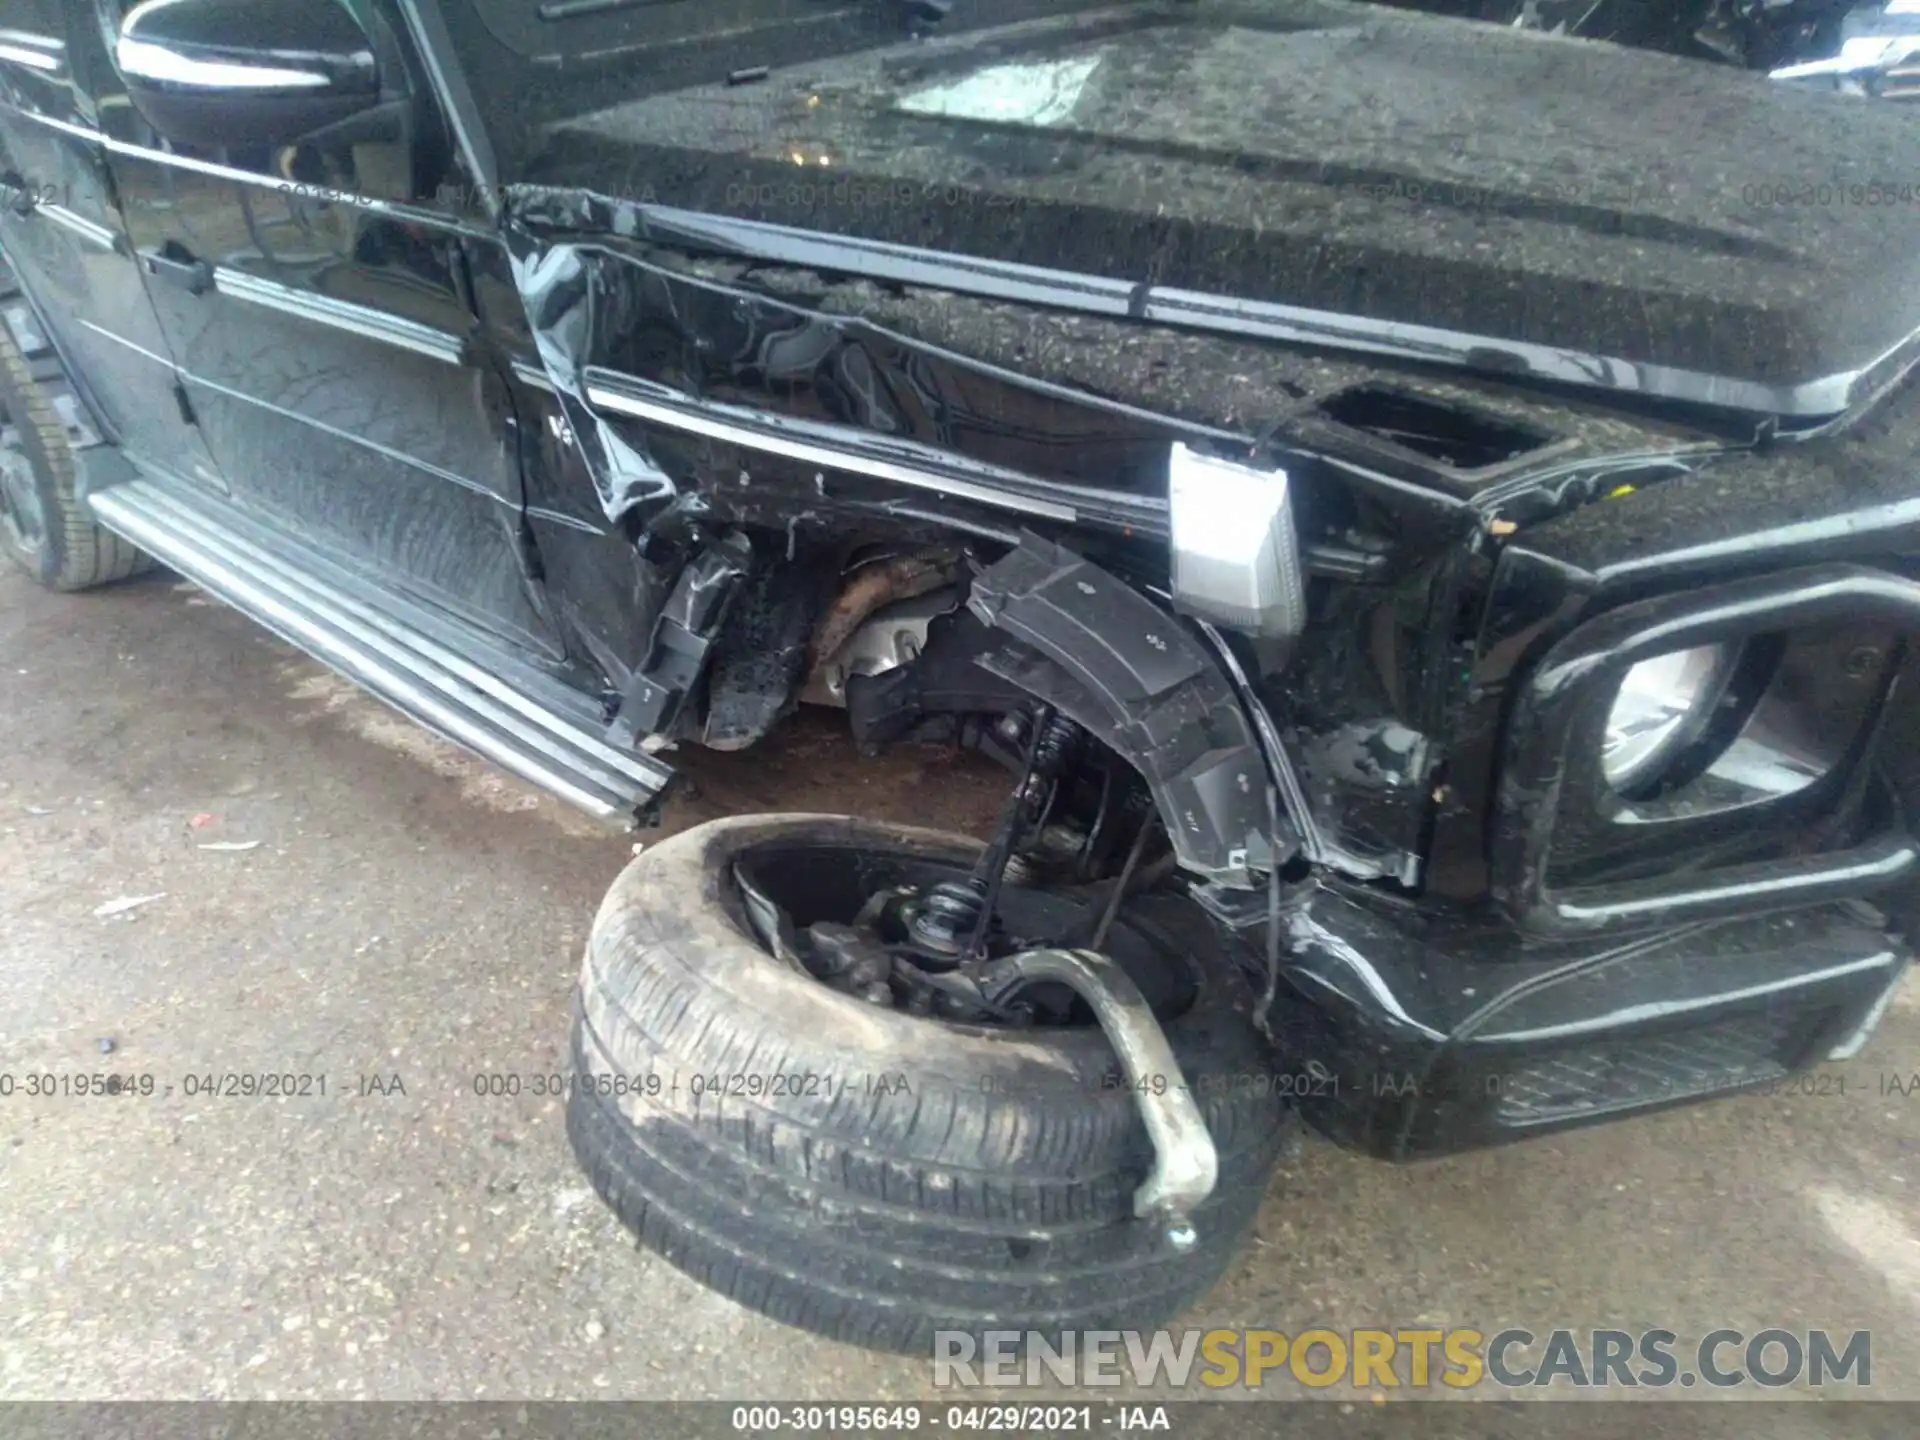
[906,706,1081,966]
[1027,709,1080,773]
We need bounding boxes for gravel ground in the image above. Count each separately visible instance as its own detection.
[1,563,1917,1415]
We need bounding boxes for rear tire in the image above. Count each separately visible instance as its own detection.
[0,270,148,590]
[567,813,1294,1355]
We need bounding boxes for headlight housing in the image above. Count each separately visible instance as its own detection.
[1601,643,1734,794]
[1491,563,1912,935]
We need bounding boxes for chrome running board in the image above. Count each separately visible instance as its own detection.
[85,467,673,825]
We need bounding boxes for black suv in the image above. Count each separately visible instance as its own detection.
[2,0,1916,1353]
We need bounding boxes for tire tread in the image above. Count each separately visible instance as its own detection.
[568,815,1294,1355]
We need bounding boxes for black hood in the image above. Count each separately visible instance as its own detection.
[525,0,1920,421]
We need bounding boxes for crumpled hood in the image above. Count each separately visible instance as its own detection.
[527,0,1920,421]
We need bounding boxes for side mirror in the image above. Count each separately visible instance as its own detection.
[116,0,384,152]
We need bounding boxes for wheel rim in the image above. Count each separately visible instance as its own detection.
[726,837,1199,1030]
[0,417,46,553]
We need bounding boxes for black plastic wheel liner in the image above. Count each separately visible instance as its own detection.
[967,534,1282,888]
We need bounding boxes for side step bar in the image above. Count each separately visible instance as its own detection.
[85,471,674,825]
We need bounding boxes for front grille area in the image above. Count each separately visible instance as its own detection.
[1493,1010,1815,1127]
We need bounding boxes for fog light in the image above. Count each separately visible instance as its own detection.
[1602,644,1732,792]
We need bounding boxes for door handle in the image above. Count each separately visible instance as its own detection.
[140,243,214,296]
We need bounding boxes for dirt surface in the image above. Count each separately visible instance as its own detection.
[2,562,1919,1408]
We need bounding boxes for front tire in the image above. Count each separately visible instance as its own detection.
[567,813,1294,1355]
[0,274,148,590]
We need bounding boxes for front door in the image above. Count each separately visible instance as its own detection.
[0,0,223,491]
[94,0,560,658]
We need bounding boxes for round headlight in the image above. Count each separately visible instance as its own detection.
[1602,644,1731,793]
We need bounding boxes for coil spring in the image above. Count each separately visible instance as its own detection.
[907,877,987,960]
[1027,711,1079,780]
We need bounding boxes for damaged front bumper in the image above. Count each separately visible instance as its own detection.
[1238,559,1920,1160]
[1254,884,1910,1159]
[960,537,1920,1167]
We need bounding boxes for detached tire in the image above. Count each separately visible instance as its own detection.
[0,279,147,590]
[568,814,1294,1355]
